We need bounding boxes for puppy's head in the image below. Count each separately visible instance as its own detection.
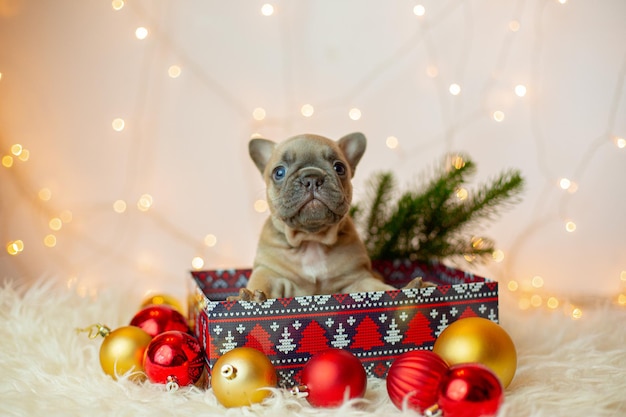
[249,132,366,233]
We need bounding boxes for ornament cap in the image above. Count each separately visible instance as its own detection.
[220,364,236,379]
[76,323,111,339]
[290,385,309,399]
[166,376,180,392]
[424,404,442,417]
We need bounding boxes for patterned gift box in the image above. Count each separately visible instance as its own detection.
[188,259,498,388]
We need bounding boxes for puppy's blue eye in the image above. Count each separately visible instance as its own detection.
[333,162,346,176]
[272,166,286,181]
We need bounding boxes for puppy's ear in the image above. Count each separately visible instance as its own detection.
[337,132,367,176]
[249,138,276,174]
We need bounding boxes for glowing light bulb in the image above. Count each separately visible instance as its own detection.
[493,111,505,122]
[10,144,23,156]
[254,199,268,213]
[508,20,521,32]
[44,234,57,248]
[456,187,468,200]
[112,118,125,131]
[261,4,274,16]
[514,84,527,97]
[449,83,461,95]
[621,271,626,282]
[191,257,205,270]
[60,210,73,223]
[385,136,399,149]
[49,217,63,231]
[571,307,582,319]
[450,155,465,170]
[531,275,544,288]
[204,234,217,247]
[252,107,266,121]
[426,65,438,78]
[530,294,542,307]
[558,0,567,4]
[7,240,24,255]
[507,280,519,292]
[301,104,314,117]
[168,65,182,78]
[565,221,576,232]
[111,0,124,10]
[349,108,362,120]
[413,5,426,16]
[135,27,148,40]
[113,199,127,213]
[618,294,626,306]
[614,136,625,149]
[137,194,153,211]
[471,237,485,249]
[463,254,476,263]
[547,297,559,309]
[17,149,29,162]
[492,249,505,263]
[38,188,52,201]
[1,155,13,168]
[559,177,571,190]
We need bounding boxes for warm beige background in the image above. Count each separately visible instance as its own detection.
[1,1,624,305]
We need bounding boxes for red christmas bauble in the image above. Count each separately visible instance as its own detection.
[130,304,189,338]
[143,330,205,387]
[386,350,450,411]
[438,364,503,417]
[299,348,367,407]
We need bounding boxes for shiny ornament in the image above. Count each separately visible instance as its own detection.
[293,348,367,408]
[143,330,205,388]
[140,293,185,316]
[386,350,449,411]
[98,325,152,381]
[433,317,517,387]
[130,304,189,338]
[437,364,503,417]
[211,347,277,407]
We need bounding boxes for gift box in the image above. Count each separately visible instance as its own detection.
[188,259,498,387]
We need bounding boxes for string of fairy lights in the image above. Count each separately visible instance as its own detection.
[1,1,624,316]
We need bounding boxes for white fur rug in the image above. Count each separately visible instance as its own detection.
[1,279,624,417]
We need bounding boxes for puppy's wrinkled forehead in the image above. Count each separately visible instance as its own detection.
[272,135,344,168]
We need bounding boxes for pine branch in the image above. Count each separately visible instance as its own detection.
[352,153,525,264]
[442,169,524,234]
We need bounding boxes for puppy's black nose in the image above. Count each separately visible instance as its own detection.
[300,169,325,191]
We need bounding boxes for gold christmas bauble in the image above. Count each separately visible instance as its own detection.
[99,325,152,381]
[211,347,277,407]
[433,317,517,388]
[140,293,185,316]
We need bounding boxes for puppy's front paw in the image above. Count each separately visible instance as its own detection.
[403,277,436,289]
[226,288,268,303]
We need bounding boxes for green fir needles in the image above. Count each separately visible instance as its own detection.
[351,153,525,264]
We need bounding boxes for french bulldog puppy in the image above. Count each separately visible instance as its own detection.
[233,132,425,302]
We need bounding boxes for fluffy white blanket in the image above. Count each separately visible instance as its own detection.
[1,279,624,417]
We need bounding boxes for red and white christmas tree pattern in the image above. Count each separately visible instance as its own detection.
[244,323,277,356]
[331,323,350,348]
[296,321,329,355]
[402,311,436,346]
[220,331,238,354]
[277,327,297,354]
[350,316,384,350]
[384,318,403,345]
